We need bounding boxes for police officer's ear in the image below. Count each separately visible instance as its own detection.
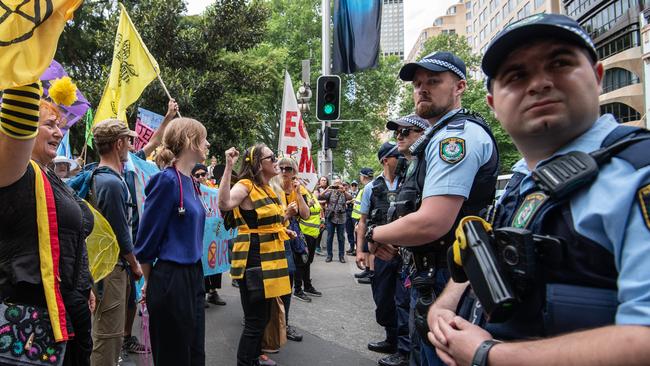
[594,62,604,94]
[486,93,497,118]
[454,77,467,98]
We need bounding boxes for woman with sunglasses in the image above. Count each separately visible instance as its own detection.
[134,118,210,366]
[218,144,294,366]
[271,156,311,342]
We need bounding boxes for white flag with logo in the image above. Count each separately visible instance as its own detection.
[278,71,318,191]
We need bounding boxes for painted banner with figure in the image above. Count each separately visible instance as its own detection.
[127,152,233,276]
[277,71,318,191]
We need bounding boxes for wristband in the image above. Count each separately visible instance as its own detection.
[0,83,42,139]
[471,339,499,366]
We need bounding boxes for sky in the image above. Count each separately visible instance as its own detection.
[185,0,459,56]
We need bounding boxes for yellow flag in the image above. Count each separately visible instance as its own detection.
[0,0,82,89]
[94,3,160,125]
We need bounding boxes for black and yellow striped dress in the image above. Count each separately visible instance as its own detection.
[230,179,291,298]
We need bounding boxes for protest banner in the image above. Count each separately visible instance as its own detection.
[133,107,163,151]
[278,71,318,191]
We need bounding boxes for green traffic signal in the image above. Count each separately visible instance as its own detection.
[323,103,335,115]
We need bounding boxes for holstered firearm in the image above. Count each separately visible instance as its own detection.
[447,216,516,323]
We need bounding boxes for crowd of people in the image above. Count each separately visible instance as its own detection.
[2,11,650,366]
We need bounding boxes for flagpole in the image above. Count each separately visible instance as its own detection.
[154,73,181,118]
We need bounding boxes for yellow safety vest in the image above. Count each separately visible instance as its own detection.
[351,187,364,220]
[299,191,322,238]
[230,179,291,298]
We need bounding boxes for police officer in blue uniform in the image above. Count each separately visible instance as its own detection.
[367,51,499,366]
[356,142,410,364]
[428,14,650,366]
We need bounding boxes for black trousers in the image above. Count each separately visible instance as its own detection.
[371,257,400,344]
[63,289,92,366]
[294,234,317,291]
[237,276,272,366]
[147,260,205,366]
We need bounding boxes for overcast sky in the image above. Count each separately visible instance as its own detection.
[185,0,458,56]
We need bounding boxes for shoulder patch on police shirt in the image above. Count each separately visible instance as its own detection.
[638,184,650,230]
[439,137,465,164]
[512,192,549,229]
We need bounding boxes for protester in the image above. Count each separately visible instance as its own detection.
[89,119,144,366]
[122,98,177,355]
[297,188,324,299]
[322,177,353,263]
[51,155,78,180]
[313,176,330,255]
[193,163,226,307]
[134,117,210,366]
[0,87,94,366]
[272,156,310,343]
[345,180,359,255]
[218,144,293,366]
[207,155,218,180]
[428,14,650,366]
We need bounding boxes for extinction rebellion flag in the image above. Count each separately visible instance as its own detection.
[0,0,82,89]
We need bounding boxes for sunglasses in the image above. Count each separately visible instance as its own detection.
[261,154,277,163]
[279,166,294,172]
[194,172,207,178]
[393,127,423,139]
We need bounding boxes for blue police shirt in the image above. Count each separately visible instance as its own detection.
[503,114,650,326]
[423,109,494,199]
[359,173,400,215]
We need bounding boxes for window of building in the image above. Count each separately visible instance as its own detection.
[601,102,641,123]
[490,15,498,31]
[490,0,497,12]
[467,11,473,20]
[467,25,473,33]
[435,18,444,26]
[449,5,457,15]
[480,9,487,22]
[581,0,636,39]
[523,2,531,17]
[597,25,640,59]
[602,67,640,93]
[535,0,545,8]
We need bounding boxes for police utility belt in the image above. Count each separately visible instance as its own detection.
[448,134,649,323]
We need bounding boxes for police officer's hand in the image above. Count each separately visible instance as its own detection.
[355,251,365,270]
[374,243,398,261]
[431,316,493,366]
[427,307,456,352]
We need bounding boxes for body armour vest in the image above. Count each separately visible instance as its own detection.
[483,125,650,340]
[390,110,500,254]
[368,176,400,226]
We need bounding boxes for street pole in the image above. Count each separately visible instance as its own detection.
[320,0,333,181]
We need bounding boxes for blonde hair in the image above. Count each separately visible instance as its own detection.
[277,156,298,173]
[155,117,207,168]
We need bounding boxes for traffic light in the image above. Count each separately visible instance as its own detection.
[316,75,341,121]
[324,126,339,150]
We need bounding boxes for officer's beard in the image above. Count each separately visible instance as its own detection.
[417,99,454,121]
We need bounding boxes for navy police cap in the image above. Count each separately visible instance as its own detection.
[482,13,598,89]
[400,51,467,81]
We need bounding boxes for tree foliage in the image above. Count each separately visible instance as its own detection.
[400,33,520,173]
[55,0,403,173]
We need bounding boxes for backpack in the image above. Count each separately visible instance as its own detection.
[66,162,99,199]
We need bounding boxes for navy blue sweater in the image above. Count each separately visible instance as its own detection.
[134,167,205,264]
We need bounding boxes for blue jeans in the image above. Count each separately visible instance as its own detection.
[326,220,345,258]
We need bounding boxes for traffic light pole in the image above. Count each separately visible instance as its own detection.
[320,0,333,181]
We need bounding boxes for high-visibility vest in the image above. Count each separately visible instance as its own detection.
[299,191,322,238]
[351,187,364,220]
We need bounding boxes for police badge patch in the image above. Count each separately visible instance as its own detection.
[439,137,465,164]
[638,184,650,231]
[512,192,548,229]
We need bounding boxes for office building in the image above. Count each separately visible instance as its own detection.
[381,0,405,59]
[407,1,468,62]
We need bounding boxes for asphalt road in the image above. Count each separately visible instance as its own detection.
[122,239,387,366]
